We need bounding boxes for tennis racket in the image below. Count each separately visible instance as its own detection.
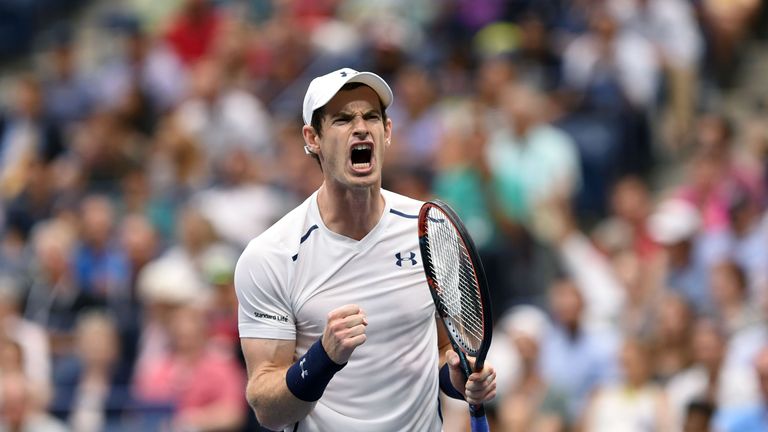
[417,200,493,432]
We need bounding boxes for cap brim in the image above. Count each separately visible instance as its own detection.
[344,72,393,108]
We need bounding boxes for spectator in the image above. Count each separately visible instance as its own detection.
[509,13,563,92]
[0,75,65,203]
[132,302,246,431]
[94,14,186,119]
[72,195,138,335]
[723,184,768,297]
[714,345,768,432]
[3,158,58,244]
[581,338,672,431]
[603,176,659,262]
[0,372,69,432]
[22,219,89,357]
[174,57,274,164]
[711,260,768,371]
[40,26,93,131]
[666,319,759,430]
[50,311,132,432]
[434,99,561,315]
[682,399,715,432]
[192,147,288,248]
[163,0,224,67]
[540,277,620,422]
[118,213,161,290]
[270,119,324,202]
[496,306,568,432]
[141,204,228,298]
[199,245,240,356]
[649,294,695,383]
[561,6,659,176]
[386,64,443,170]
[676,113,764,233]
[133,251,207,382]
[69,110,145,194]
[611,0,704,149]
[118,166,175,242]
[484,81,581,235]
[549,199,626,328]
[71,196,131,317]
[474,55,516,125]
[147,113,208,201]
[709,260,762,336]
[647,198,718,314]
[0,275,51,405]
[698,0,762,87]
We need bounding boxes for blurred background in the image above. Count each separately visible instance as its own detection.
[0,0,767,431]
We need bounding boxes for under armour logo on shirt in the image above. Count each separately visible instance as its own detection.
[300,358,309,379]
[395,251,418,267]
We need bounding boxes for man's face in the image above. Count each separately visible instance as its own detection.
[313,86,392,189]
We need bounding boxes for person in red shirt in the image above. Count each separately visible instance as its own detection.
[164,0,223,67]
[133,301,246,431]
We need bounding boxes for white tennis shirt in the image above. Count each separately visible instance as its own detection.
[235,189,442,432]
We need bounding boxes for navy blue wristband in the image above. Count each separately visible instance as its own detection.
[440,363,465,400]
[286,339,346,402]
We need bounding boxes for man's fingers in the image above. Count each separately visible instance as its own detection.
[468,367,495,384]
[466,371,496,390]
[445,350,459,367]
[347,333,367,347]
[327,304,364,320]
[342,313,368,328]
[466,386,496,405]
[345,324,367,338]
[465,367,496,405]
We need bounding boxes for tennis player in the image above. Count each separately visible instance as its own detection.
[235,68,496,431]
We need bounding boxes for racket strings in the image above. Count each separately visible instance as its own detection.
[424,208,484,353]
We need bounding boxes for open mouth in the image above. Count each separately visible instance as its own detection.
[351,143,373,170]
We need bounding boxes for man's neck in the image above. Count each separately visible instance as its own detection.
[317,183,385,241]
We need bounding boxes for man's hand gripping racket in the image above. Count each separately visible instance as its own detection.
[418,200,495,432]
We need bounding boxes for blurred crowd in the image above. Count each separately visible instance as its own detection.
[0,0,767,431]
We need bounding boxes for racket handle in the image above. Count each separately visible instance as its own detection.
[469,411,489,432]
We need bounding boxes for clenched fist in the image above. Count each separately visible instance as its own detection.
[321,304,368,364]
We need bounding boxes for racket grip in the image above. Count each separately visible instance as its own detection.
[469,412,489,432]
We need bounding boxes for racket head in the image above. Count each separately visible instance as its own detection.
[418,200,493,369]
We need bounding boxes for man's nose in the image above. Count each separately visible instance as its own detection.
[351,115,369,138]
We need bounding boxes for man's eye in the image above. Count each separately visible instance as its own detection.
[333,117,350,124]
[365,113,381,121]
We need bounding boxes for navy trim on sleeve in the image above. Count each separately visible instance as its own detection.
[292,224,319,262]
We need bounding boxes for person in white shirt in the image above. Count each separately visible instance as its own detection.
[235,68,497,431]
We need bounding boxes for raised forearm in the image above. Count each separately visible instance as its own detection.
[246,362,316,431]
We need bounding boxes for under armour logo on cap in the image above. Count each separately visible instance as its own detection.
[302,68,394,125]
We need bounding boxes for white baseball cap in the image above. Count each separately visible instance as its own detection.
[499,305,549,342]
[302,68,394,125]
[647,198,701,245]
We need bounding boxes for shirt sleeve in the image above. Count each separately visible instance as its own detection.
[234,238,296,340]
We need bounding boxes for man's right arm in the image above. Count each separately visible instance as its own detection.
[241,304,368,431]
[241,337,312,431]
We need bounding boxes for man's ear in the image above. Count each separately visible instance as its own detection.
[302,125,321,155]
[385,118,393,148]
